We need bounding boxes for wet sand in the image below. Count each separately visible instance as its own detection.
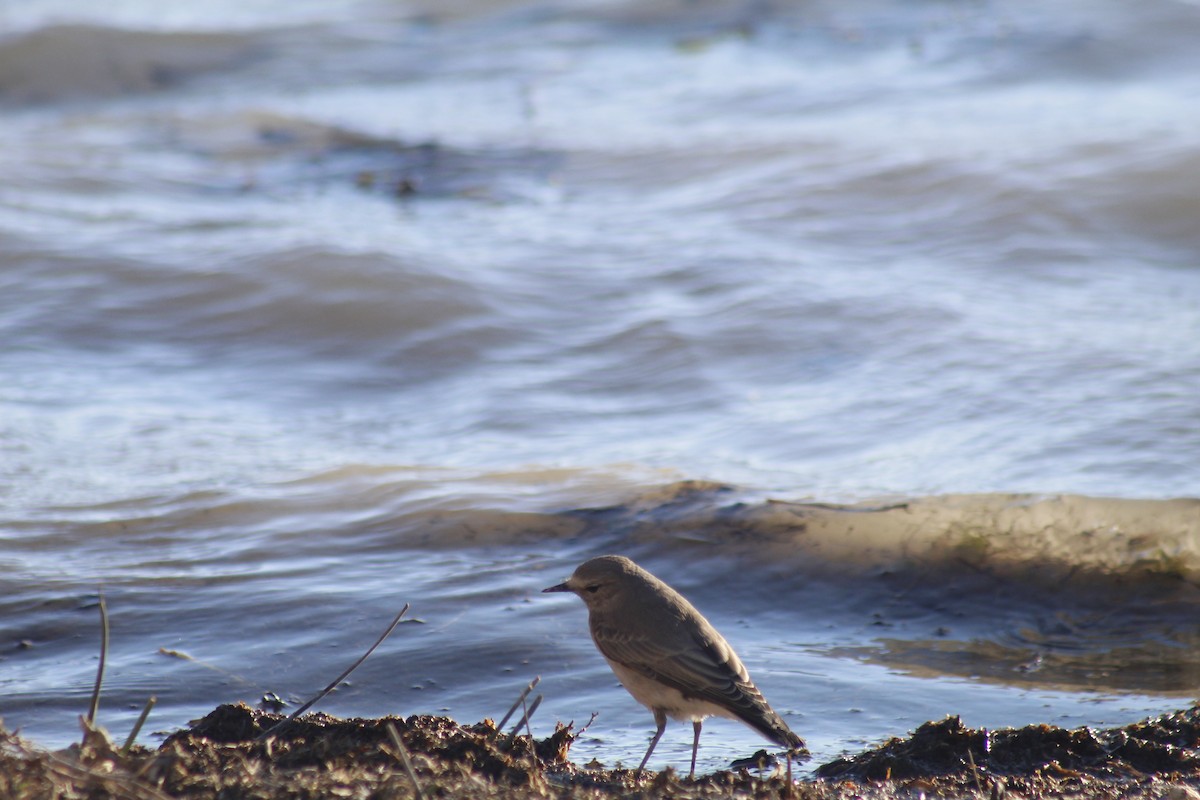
[6,702,1200,799]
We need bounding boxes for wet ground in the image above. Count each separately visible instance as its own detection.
[7,701,1200,799]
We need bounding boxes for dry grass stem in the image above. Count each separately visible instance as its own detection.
[496,676,540,733]
[17,725,173,800]
[87,590,109,726]
[511,694,543,737]
[968,745,983,795]
[385,720,426,800]
[519,693,543,769]
[121,695,157,755]
[258,602,410,740]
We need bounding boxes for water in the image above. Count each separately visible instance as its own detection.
[2,0,1200,774]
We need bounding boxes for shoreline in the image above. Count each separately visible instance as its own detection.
[5,702,1200,799]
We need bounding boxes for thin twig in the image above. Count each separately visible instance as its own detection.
[575,711,599,737]
[121,696,157,755]
[87,591,109,726]
[257,603,410,740]
[496,676,540,732]
[385,721,426,800]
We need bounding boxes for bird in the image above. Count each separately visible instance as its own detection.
[543,554,806,777]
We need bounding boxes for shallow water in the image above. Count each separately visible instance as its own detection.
[1,0,1200,775]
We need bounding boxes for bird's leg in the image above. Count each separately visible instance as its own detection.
[689,720,702,779]
[637,710,668,775]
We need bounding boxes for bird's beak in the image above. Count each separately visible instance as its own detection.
[542,581,571,593]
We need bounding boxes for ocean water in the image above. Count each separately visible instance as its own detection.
[2,0,1200,774]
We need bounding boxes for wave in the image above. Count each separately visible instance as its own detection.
[25,469,1200,596]
[1,242,503,390]
[601,485,1200,590]
[0,24,260,104]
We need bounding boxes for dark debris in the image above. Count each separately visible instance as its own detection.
[6,703,1200,799]
[818,706,1200,782]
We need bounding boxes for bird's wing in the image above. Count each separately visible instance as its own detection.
[591,620,788,740]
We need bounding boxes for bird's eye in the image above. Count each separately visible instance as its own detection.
[585,584,600,594]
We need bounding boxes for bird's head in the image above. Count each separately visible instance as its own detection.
[542,554,638,610]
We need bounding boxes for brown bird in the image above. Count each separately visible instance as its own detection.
[543,554,806,777]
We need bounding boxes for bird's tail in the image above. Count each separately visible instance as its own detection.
[753,711,808,755]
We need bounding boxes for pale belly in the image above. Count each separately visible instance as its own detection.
[605,658,736,723]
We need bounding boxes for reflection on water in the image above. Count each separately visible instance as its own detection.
[838,633,1200,697]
